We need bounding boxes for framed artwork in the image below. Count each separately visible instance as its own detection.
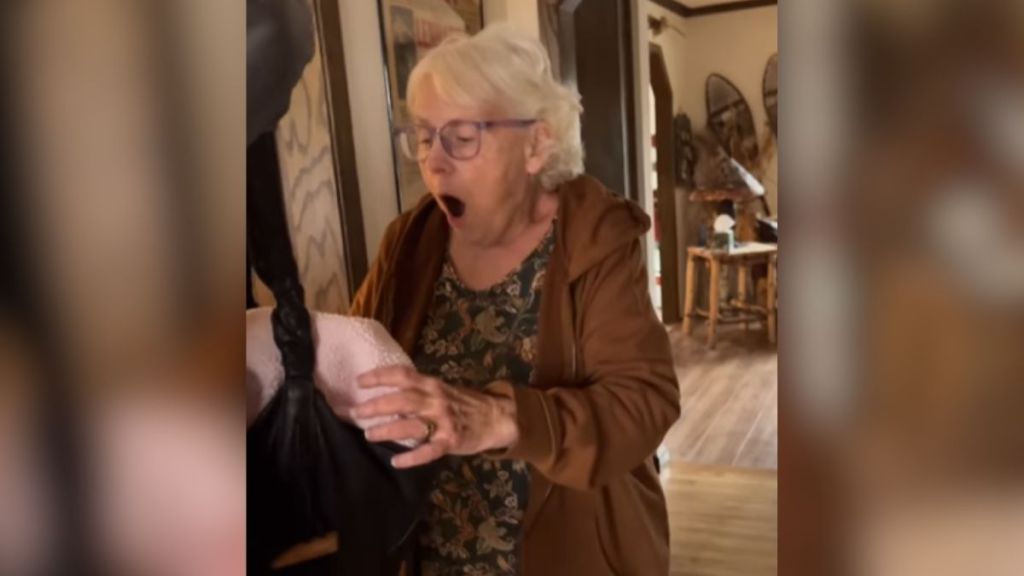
[378,0,483,211]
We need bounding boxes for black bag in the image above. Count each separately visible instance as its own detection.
[246,132,437,574]
[247,382,435,575]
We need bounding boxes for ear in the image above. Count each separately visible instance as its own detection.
[524,121,555,177]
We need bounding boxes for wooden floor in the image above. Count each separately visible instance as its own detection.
[663,463,777,576]
[662,323,778,576]
[664,324,777,468]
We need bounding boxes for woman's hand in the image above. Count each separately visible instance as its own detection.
[352,366,519,468]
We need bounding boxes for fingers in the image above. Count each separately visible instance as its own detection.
[352,390,430,420]
[357,365,423,389]
[364,417,430,444]
[391,440,447,469]
[354,366,456,468]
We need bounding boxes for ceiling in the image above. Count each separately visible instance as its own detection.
[677,0,752,6]
[662,0,778,17]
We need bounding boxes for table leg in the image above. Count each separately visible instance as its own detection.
[738,264,749,332]
[683,254,697,335]
[767,255,777,344]
[707,258,721,349]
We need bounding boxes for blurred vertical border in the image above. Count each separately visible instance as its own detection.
[782,0,1024,574]
[1,1,245,574]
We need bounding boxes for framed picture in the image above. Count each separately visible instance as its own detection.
[378,0,483,211]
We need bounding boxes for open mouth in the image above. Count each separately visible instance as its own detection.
[439,194,466,218]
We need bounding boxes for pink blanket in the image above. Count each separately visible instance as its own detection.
[245,308,413,443]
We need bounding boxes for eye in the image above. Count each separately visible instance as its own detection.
[448,122,479,140]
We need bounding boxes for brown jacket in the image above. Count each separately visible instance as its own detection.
[350,175,681,575]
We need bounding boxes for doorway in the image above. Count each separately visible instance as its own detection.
[649,43,681,323]
[550,0,640,202]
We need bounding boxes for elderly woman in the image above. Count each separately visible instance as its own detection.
[350,25,680,576]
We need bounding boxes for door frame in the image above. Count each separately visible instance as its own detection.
[312,0,369,290]
[649,43,681,323]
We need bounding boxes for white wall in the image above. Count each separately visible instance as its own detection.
[337,0,400,265]
[680,7,777,135]
[483,0,539,37]
[645,2,689,116]
[680,6,778,214]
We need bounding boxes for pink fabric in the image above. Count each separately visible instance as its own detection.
[245,307,412,442]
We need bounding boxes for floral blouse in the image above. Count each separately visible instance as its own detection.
[412,228,555,576]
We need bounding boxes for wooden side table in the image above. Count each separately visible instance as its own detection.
[682,243,778,348]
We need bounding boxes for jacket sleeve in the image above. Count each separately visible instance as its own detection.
[348,219,402,319]
[490,239,681,490]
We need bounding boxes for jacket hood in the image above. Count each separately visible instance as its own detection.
[554,175,651,281]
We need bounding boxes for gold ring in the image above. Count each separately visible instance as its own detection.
[422,418,437,443]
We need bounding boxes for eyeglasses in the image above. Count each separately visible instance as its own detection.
[394,118,537,161]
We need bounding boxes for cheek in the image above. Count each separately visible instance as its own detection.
[452,156,501,192]
[477,143,529,185]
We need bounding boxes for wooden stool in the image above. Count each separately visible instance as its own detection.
[682,243,778,348]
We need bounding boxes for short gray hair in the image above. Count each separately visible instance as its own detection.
[407,25,584,189]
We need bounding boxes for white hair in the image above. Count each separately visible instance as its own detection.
[406,24,584,189]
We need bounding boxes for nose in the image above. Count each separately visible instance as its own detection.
[422,133,453,175]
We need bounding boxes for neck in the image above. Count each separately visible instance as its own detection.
[502,185,549,244]
[446,185,558,291]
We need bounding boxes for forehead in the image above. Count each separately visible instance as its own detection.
[410,74,501,126]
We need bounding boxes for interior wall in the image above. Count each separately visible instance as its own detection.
[680,7,777,134]
[483,0,540,37]
[680,6,778,215]
[645,1,689,116]
[337,0,400,265]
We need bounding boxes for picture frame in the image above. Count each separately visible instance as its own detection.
[378,0,484,212]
